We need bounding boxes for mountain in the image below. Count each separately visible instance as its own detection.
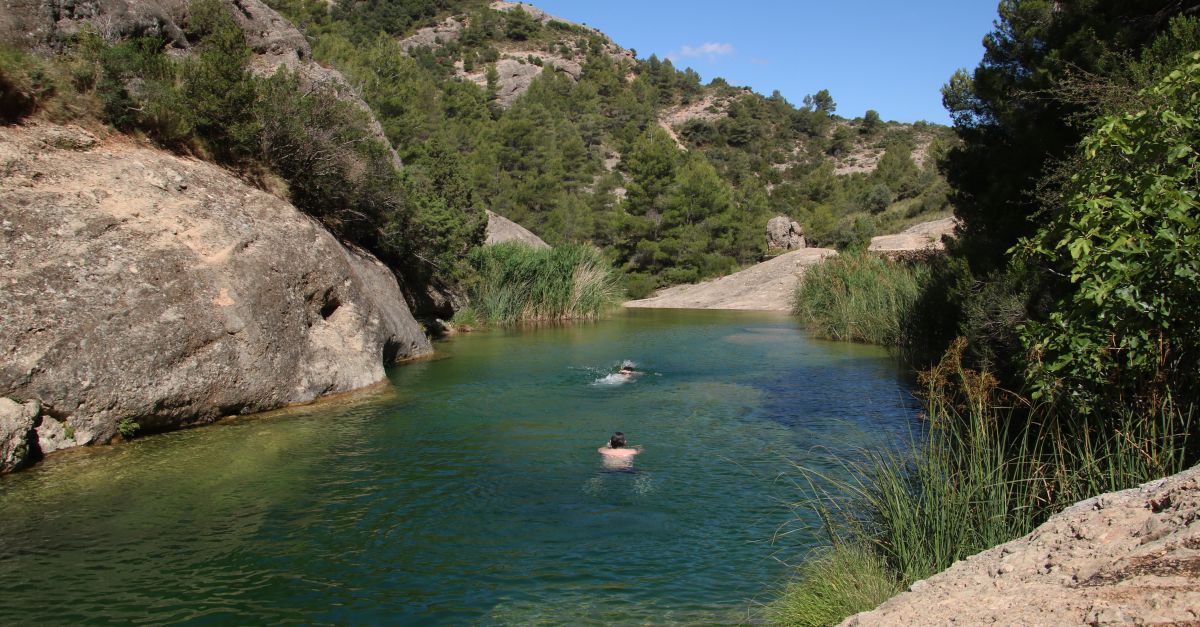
[266,0,956,295]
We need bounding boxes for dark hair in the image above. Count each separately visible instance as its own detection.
[609,432,626,448]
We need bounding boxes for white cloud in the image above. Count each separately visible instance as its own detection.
[668,42,734,62]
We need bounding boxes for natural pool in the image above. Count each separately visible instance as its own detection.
[0,309,920,625]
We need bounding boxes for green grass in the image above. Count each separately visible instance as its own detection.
[764,544,900,627]
[460,243,622,324]
[771,348,1196,625]
[792,250,929,346]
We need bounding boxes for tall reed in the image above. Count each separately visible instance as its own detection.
[461,243,621,324]
[770,348,1196,624]
[792,251,929,346]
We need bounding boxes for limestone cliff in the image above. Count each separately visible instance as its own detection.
[0,122,431,471]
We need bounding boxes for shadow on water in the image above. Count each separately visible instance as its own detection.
[0,308,921,625]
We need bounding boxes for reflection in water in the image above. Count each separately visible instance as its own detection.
[0,309,919,625]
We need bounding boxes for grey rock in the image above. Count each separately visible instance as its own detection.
[0,397,38,472]
[766,215,805,250]
[0,122,431,463]
[485,210,549,249]
[398,16,464,53]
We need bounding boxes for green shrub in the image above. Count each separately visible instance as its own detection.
[116,417,141,439]
[1018,52,1200,412]
[464,243,621,324]
[793,251,929,346]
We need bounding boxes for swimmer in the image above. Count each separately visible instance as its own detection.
[618,365,636,377]
[598,432,642,465]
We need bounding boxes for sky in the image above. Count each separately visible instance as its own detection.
[529,1,1000,124]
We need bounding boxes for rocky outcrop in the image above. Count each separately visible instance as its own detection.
[766,216,805,250]
[398,15,465,52]
[843,465,1200,626]
[867,216,957,256]
[624,248,836,311]
[0,122,431,464]
[485,210,549,249]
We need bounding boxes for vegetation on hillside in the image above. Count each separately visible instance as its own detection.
[0,0,486,298]
[266,0,954,296]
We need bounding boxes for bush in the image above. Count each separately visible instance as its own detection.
[462,243,621,324]
[1018,53,1200,412]
[793,251,928,346]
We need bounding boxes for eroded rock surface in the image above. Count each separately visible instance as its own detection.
[843,465,1200,626]
[0,122,431,461]
[485,210,549,249]
[0,398,39,472]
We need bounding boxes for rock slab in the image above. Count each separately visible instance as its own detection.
[0,122,431,457]
[842,465,1200,626]
[624,248,836,311]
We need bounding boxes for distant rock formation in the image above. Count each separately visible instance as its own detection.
[0,122,431,466]
[485,210,550,249]
[867,217,957,257]
[767,216,806,250]
[842,465,1200,625]
[624,247,836,311]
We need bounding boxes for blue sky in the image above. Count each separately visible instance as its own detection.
[530,1,1000,124]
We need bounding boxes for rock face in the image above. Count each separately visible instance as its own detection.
[0,122,432,461]
[485,210,549,249]
[624,247,836,311]
[842,465,1200,626]
[766,216,806,250]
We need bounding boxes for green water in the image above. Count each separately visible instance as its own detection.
[0,309,919,625]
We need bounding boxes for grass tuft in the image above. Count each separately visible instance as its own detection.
[764,544,900,627]
[792,251,928,346]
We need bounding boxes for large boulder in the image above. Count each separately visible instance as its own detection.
[0,122,431,456]
[766,215,805,250]
[485,210,549,249]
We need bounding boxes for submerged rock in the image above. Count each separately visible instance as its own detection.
[0,122,432,462]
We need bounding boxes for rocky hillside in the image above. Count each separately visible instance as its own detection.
[843,464,1200,625]
[0,120,431,472]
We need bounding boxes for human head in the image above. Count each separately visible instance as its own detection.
[609,432,626,448]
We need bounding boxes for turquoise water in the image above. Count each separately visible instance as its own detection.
[0,309,919,625]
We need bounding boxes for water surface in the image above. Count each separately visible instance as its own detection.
[0,309,919,624]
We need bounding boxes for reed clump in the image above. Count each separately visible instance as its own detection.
[791,251,929,346]
[460,243,621,324]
